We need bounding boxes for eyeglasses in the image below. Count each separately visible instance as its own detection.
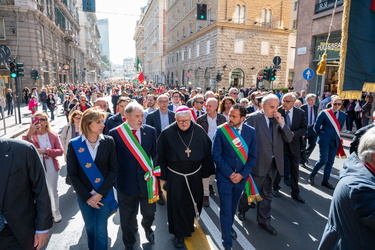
[241,102,249,104]
[232,93,239,95]
[282,100,293,103]
[333,103,342,106]
[158,100,169,103]
[177,119,191,124]
[39,118,47,122]
[195,101,204,104]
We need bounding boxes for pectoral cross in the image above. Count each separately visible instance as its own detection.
[185,147,191,157]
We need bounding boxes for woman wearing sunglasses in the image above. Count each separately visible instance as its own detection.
[23,112,64,223]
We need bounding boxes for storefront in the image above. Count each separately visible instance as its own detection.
[312,32,341,95]
[230,68,244,89]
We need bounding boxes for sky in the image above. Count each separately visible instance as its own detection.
[96,0,148,65]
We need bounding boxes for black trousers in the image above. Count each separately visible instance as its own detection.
[117,191,156,248]
[0,225,23,250]
[300,127,317,164]
[273,153,300,195]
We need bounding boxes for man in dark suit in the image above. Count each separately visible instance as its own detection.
[111,89,121,113]
[104,97,131,135]
[309,95,346,190]
[197,97,226,207]
[273,93,307,203]
[350,111,375,154]
[239,94,293,235]
[0,138,52,250]
[190,95,205,121]
[146,94,175,138]
[168,91,183,112]
[213,104,257,250]
[300,94,318,167]
[109,102,158,250]
[344,99,356,133]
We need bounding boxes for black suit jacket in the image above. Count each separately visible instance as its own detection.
[146,109,175,138]
[301,104,318,126]
[278,107,307,155]
[0,139,52,250]
[104,113,124,135]
[67,135,118,202]
[246,105,257,114]
[196,113,226,133]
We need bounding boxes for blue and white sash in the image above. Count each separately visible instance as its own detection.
[71,136,118,214]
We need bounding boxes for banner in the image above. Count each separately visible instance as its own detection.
[136,57,145,83]
[338,0,375,99]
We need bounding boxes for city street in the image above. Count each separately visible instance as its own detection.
[1,99,354,250]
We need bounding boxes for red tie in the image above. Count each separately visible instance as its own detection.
[122,117,126,122]
[131,130,140,143]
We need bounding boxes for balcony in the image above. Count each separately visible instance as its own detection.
[315,0,344,14]
[64,29,75,43]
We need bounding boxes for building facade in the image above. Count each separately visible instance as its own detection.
[163,0,291,91]
[294,0,343,94]
[97,18,110,60]
[0,0,85,96]
[134,0,166,85]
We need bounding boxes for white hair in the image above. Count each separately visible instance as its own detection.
[125,101,144,114]
[358,127,375,163]
[175,110,191,118]
[262,94,279,105]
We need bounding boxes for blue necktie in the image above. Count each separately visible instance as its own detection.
[0,209,5,231]
[285,110,291,127]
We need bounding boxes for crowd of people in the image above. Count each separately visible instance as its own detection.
[0,81,374,250]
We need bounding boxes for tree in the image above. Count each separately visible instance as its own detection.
[100,54,111,72]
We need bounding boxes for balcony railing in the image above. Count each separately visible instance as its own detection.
[315,0,344,14]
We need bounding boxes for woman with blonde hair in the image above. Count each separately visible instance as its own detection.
[23,112,64,222]
[67,108,118,250]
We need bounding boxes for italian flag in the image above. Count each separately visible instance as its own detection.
[136,57,145,83]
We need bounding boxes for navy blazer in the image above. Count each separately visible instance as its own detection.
[104,113,124,135]
[314,110,346,147]
[109,124,157,196]
[146,109,175,138]
[213,123,257,181]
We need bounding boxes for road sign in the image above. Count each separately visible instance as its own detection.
[258,74,263,80]
[303,68,314,81]
[273,56,281,66]
[186,72,192,78]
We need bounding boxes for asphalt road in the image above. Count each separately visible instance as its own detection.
[9,100,352,250]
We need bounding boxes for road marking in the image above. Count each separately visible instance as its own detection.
[208,196,256,250]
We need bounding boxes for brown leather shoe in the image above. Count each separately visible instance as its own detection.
[203,196,210,207]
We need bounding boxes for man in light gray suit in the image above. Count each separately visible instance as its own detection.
[238,94,293,235]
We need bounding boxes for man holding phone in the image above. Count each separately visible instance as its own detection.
[238,94,293,235]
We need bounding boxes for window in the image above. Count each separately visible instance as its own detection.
[188,48,191,59]
[260,41,270,55]
[182,50,184,61]
[293,19,297,29]
[206,40,210,55]
[0,18,5,40]
[196,44,200,57]
[235,5,246,24]
[234,39,244,54]
[41,25,45,46]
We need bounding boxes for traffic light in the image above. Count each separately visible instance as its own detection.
[9,62,17,78]
[271,69,277,81]
[216,73,222,82]
[263,68,270,81]
[197,4,207,20]
[16,63,24,77]
[31,69,39,79]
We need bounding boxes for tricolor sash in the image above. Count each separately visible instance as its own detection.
[117,123,160,203]
[323,109,346,159]
[71,136,118,215]
[219,123,262,203]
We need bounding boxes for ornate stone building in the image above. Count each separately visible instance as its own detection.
[164,0,292,90]
[0,0,101,97]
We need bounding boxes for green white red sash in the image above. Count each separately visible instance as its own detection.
[117,123,161,203]
[323,109,346,159]
[219,123,262,203]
